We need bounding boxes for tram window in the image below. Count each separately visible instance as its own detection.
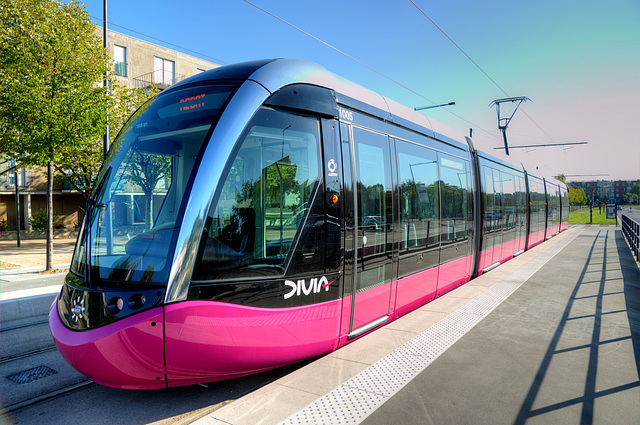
[396,140,439,277]
[193,108,322,281]
[502,172,516,242]
[483,166,496,248]
[438,154,468,243]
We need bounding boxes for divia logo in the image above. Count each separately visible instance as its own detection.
[284,276,334,300]
[71,294,86,322]
[327,159,338,177]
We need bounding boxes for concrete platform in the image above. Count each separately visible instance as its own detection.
[192,226,640,425]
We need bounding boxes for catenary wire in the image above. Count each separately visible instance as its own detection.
[242,1,439,106]
[409,0,509,97]
[409,0,555,142]
[243,0,489,133]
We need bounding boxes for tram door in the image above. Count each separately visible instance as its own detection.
[342,124,395,338]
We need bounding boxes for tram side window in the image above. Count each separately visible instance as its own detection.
[502,173,516,240]
[396,140,440,277]
[193,108,322,281]
[439,154,469,243]
[561,188,569,222]
[483,167,496,247]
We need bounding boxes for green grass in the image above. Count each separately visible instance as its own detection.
[568,208,618,225]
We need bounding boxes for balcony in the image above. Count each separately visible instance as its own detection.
[133,70,185,91]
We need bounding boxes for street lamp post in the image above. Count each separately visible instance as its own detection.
[414,102,456,111]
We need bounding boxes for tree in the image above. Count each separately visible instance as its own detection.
[568,186,587,205]
[0,0,109,270]
[554,174,567,183]
[624,193,639,205]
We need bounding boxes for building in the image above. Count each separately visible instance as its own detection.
[0,28,220,233]
[569,179,640,204]
[102,28,219,90]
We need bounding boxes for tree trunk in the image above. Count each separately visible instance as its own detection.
[46,158,54,271]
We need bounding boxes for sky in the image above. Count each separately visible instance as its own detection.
[85,0,640,182]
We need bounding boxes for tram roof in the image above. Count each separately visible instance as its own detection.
[170,58,468,150]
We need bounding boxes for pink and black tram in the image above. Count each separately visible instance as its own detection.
[49,59,569,389]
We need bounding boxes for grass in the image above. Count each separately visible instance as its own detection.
[568,208,619,225]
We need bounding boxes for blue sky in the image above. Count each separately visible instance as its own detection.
[86,0,640,181]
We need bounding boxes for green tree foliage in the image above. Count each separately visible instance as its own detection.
[623,193,638,204]
[568,186,587,205]
[554,174,567,183]
[0,0,109,269]
[30,208,62,230]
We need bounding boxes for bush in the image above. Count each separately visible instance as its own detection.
[30,209,62,230]
[0,220,8,231]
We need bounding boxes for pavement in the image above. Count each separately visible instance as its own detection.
[0,237,76,270]
[0,238,75,300]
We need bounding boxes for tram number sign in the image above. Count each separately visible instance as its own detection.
[338,108,353,122]
[606,203,617,219]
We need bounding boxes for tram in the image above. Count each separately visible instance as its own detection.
[49,59,569,389]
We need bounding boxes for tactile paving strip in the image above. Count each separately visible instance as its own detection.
[280,229,581,425]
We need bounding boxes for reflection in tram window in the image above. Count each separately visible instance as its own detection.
[194,108,322,280]
[396,141,439,278]
[439,155,469,245]
[353,127,393,293]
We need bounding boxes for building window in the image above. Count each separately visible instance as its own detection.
[114,45,127,77]
[7,160,25,187]
[154,57,175,85]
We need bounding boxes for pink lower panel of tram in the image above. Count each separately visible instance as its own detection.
[394,266,439,318]
[436,255,472,297]
[50,303,166,390]
[163,300,341,387]
[527,228,546,249]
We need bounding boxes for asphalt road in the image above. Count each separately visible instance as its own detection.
[622,208,640,223]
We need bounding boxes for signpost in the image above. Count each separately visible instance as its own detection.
[606,203,618,225]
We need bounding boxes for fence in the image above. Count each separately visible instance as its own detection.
[621,214,639,262]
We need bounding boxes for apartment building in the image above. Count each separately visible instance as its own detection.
[570,179,640,204]
[0,28,220,232]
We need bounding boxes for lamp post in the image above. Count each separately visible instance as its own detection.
[103,0,109,158]
[414,102,456,111]
[14,166,20,247]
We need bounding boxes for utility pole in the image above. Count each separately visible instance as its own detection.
[14,166,20,247]
[490,97,530,155]
[103,0,109,158]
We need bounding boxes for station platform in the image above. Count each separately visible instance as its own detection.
[192,225,640,425]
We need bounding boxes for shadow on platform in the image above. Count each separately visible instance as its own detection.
[515,229,640,425]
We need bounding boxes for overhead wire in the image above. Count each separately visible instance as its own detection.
[408,0,555,143]
[243,0,487,132]
[242,1,437,104]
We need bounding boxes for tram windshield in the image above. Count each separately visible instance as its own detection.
[71,83,237,284]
